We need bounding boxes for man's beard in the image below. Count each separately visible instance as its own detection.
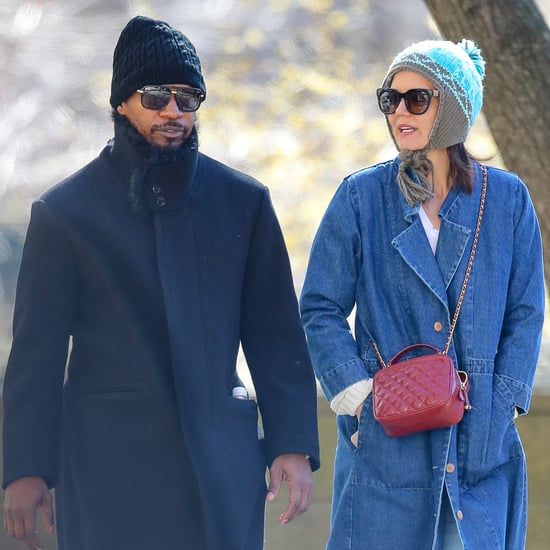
[149,121,189,149]
[112,110,199,162]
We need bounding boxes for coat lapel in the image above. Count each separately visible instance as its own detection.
[392,189,472,308]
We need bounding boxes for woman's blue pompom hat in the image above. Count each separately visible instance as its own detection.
[381,39,486,149]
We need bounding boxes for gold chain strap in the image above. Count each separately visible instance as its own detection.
[372,340,387,369]
[372,164,488,365]
[442,164,487,355]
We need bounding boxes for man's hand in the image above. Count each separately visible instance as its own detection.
[3,476,54,550]
[266,453,313,525]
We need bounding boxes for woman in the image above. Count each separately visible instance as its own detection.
[300,39,544,549]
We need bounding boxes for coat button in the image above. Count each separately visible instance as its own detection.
[434,321,443,332]
[156,197,166,207]
[445,463,455,474]
[152,185,162,194]
[456,510,464,520]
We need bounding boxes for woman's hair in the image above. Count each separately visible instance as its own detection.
[448,143,475,193]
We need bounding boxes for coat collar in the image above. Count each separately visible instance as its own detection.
[392,165,478,308]
[108,116,199,214]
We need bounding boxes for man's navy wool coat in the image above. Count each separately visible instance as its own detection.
[2,137,320,550]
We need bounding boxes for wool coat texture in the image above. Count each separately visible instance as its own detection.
[300,159,545,550]
[2,124,320,550]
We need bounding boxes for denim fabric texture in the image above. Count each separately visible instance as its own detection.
[300,157,545,550]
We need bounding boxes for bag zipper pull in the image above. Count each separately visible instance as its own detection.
[458,371,472,410]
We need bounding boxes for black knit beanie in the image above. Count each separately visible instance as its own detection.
[110,15,206,108]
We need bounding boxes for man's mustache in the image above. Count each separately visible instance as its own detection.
[152,122,186,130]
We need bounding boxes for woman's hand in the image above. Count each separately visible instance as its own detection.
[350,403,364,447]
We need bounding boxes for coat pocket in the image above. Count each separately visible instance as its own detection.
[352,394,434,489]
[459,372,521,482]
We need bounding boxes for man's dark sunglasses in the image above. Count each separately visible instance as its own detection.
[137,85,205,112]
[376,88,439,115]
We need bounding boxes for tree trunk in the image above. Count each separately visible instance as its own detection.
[424,0,550,288]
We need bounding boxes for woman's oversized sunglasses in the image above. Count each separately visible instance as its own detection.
[376,88,439,115]
[137,85,205,112]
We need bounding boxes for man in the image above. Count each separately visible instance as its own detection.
[2,15,319,550]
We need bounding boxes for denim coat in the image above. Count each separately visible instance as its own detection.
[300,158,544,550]
[2,128,320,550]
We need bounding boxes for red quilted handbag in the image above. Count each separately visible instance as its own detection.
[372,344,470,437]
[370,165,486,438]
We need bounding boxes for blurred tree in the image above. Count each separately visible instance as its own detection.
[423,0,550,287]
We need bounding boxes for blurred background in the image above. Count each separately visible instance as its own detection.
[0,0,548,548]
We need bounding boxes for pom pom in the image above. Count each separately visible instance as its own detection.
[459,38,485,80]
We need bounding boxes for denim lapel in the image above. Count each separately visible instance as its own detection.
[392,187,471,307]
